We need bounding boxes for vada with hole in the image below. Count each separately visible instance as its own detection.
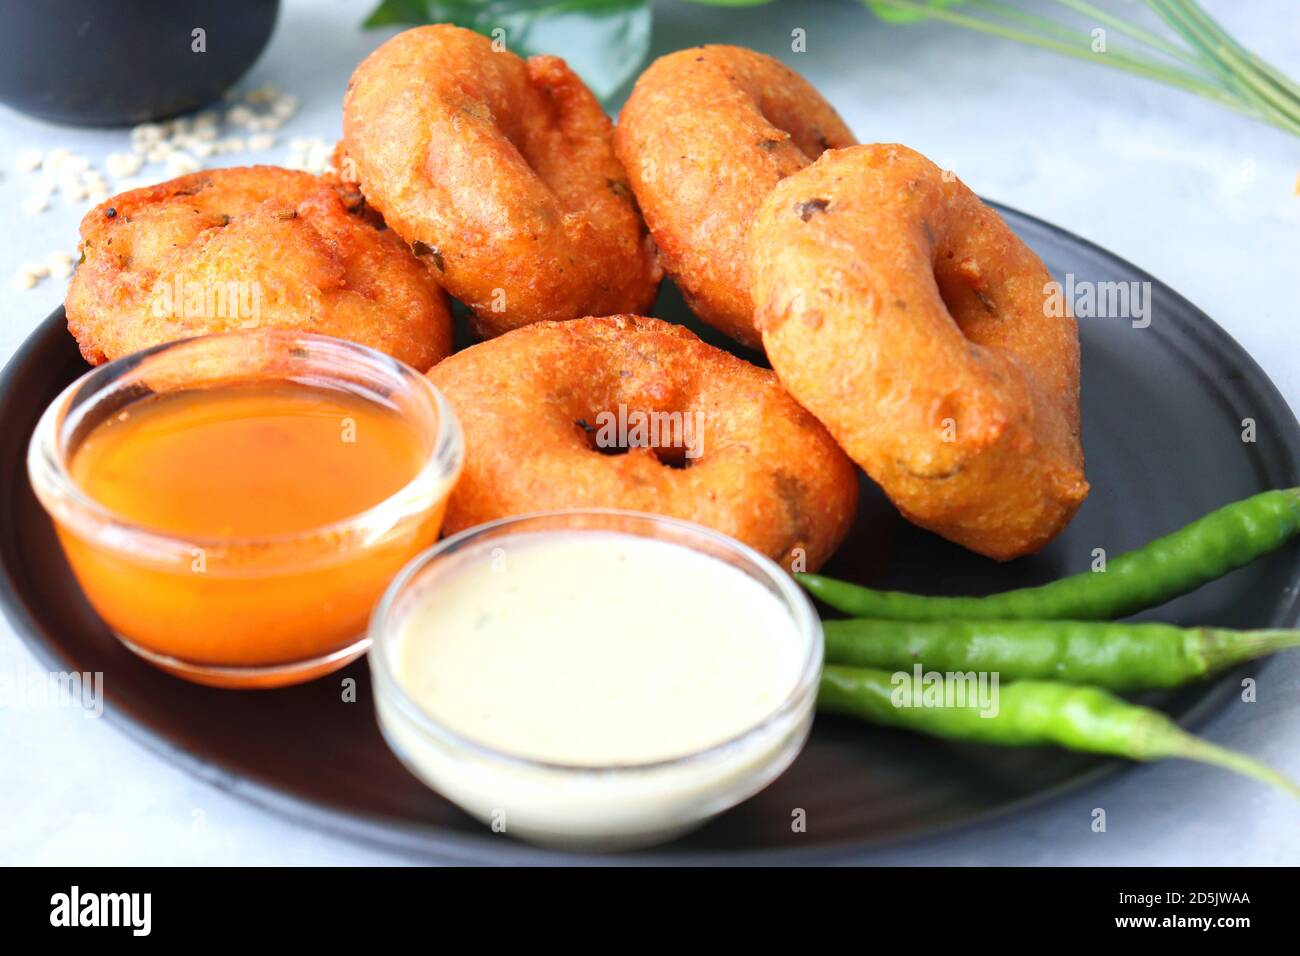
[615,46,854,348]
[341,24,661,338]
[428,314,859,571]
[750,144,1088,559]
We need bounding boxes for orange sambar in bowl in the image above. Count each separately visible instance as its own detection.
[29,331,463,689]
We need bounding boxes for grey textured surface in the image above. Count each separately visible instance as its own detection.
[0,0,1296,865]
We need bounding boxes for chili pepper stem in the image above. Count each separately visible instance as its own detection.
[1198,628,1300,674]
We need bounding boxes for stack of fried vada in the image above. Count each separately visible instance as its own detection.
[64,25,1087,566]
[616,49,1086,558]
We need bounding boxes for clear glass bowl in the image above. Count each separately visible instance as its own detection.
[28,330,463,688]
[368,510,823,852]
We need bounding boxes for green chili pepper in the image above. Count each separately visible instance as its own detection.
[818,665,1300,797]
[799,488,1300,621]
[823,619,1300,691]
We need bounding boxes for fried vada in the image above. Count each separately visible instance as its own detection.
[615,46,854,348]
[341,24,661,338]
[66,165,452,370]
[428,314,859,571]
[750,144,1088,560]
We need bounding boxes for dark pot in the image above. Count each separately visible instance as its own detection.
[0,0,280,126]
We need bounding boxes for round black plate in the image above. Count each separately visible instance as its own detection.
[2,206,1298,864]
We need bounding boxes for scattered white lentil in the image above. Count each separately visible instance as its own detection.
[246,84,279,104]
[131,122,164,144]
[146,143,174,163]
[10,81,322,295]
[12,251,77,290]
[226,104,255,128]
[284,136,334,174]
[165,152,201,177]
[60,177,89,202]
[16,149,43,173]
[106,152,143,178]
[46,251,74,278]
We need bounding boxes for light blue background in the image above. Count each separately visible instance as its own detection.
[1,0,1296,864]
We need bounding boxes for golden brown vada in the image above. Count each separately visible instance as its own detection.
[341,24,661,338]
[750,145,1088,560]
[428,314,859,571]
[66,166,452,370]
[615,46,854,348]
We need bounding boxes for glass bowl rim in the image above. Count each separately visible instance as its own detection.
[367,508,824,777]
[27,329,464,561]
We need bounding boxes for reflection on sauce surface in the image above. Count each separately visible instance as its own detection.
[395,531,803,765]
[71,382,427,536]
[56,380,446,686]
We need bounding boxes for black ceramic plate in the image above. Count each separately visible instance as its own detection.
[2,206,1298,865]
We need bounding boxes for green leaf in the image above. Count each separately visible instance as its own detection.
[363,0,436,29]
[361,1,652,101]
[863,0,966,25]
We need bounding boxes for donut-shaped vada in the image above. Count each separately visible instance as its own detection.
[750,145,1088,560]
[66,166,453,370]
[341,25,661,338]
[615,46,854,349]
[428,315,859,571]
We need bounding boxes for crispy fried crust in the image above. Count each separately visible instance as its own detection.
[65,166,452,370]
[614,46,854,349]
[341,25,661,338]
[750,145,1088,560]
[427,315,858,571]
